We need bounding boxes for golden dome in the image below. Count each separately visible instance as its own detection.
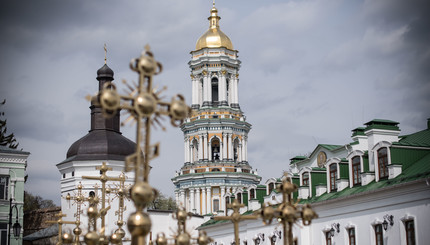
[195,3,233,50]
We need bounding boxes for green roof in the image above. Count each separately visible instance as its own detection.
[302,152,430,204]
[351,127,366,137]
[394,128,430,147]
[364,119,400,131]
[319,144,343,151]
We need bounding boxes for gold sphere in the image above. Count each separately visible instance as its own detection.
[84,231,100,245]
[99,235,109,245]
[176,233,191,245]
[110,233,122,244]
[100,89,120,111]
[116,220,124,227]
[62,232,73,244]
[115,228,126,238]
[66,193,71,201]
[127,211,151,236]
[138,54,156,74]
[261,206,274,225]
[73,227,82,236]
[177,209,188,221]
[281,181,297,195]
[282,205,297,223]
[135,93,157,117]
[302,204,317,225]
[156,233,168,245]
[131,182,155,208]
[169,96,188,120]
[87,206,98,218]
[197,230,212,245]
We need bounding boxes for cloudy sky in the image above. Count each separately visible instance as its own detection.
[1,0,429,205]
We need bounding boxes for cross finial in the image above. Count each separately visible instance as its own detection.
[213,0,215,7]
[104,43,107,64]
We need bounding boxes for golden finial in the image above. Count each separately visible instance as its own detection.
[213,0,215,8]
[104,43,107,64]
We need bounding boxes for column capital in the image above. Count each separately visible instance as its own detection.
[202,70,209,76]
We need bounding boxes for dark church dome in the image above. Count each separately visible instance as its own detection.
[61,62,136,164]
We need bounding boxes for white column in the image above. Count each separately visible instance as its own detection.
[190,188,195,213]
[208,140,212,161]
[180,189,186,209]
[223,133,228,160]
[206,187,212,214]
[184,137,189,163]
[198,79,203,106]
[228,134,233,160]
[220,187,226,211]
[175,191,179,206]
[220,141,224,160]
[202,188,207,214]
[196,189,201,214]
[228,77,233,106]
[202,71,209,106]
[191,76,197,105]
[234,75,239,104]
[203,134,208,160]
[238,143,242,162]
[190,145,194,163]
[219,71,227,105]
[242,138,246,162]
[244,136,248,161]
[198,135,203,160]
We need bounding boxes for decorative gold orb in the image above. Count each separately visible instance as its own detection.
[118,188,124,196]
[261,206,274,224]
[131,182,154,208]
[62,232,73,243]
[281,181,297,195]
[73,227,82,236]
[302,204,317,225]
[156,233,168,245]
[138,54,156,74]
[177,209,188,221]
[99,235,109,245]
[127,211,151,236]
[106,187,111,194]
[176,233,191,245]
[116,220,124,227]
[197,230,212,245]
[87,206,98,218]
[84,231,100,245]
[115,228,126,238]
[66,193,71,201]
[100,89,120,111]
[135,93,157,117]
[169,96,188,120]
[282,205,297,223]
[110,232,122,244]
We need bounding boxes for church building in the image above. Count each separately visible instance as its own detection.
[171,3,261,216]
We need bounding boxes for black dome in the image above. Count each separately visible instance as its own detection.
[65,130,135,162]
[97,64,114,80]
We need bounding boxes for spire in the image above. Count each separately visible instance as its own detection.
[209,0,220,29]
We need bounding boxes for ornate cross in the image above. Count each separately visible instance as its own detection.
[110,172,130,242]
[214,199,258,245]
[95,45,190,244]
[46,212,77,245]
[83,162,122,239]
[260,176,318,245]
[65,182,87,244]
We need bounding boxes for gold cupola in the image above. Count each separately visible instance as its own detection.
[195,2,234,50]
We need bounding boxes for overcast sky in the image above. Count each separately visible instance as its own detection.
[1,0,429,205]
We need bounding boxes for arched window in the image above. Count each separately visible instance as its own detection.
[378,148,389,179]
[226,78,230,102]
[211,77,218,105]
[329,163,337,191]
[352,156,361,186]
[211,138,220,161]
[302,172,309,186]
[211,168,220,172]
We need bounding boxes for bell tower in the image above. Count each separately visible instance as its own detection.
[172,3,261,215]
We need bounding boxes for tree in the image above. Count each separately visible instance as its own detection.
[147,191,177,211]
[24,191,57,213]
[0,99,19,149]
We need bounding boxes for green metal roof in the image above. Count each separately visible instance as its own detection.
[394,128,430,147]
[364,119,400,131]
[319,144,343,151]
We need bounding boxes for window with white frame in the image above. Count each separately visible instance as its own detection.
[329,163,337,191]
[348,228,356,245]
[0,176,9,200]
[405,220,416,245]
[352,156,361,186]
[302,172,309,186]
[378,148,389,179]
[325,231,332,245]
[374,224,384,245]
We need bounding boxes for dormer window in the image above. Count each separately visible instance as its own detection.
[329,163,337,191]
[268,183,275,194]
[352,156,361,186]
[302,172,309,186]
[378,148,389,179]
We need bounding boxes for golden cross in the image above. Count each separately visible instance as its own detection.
[46,212,77,245]
[110,172,130,242]
[104,43,107,64]
[95,46,190,244]
[215,199,258,245]
[64,182,87,244]
[83,162,122,237]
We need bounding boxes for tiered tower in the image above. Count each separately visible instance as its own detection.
[172,3,261,215]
